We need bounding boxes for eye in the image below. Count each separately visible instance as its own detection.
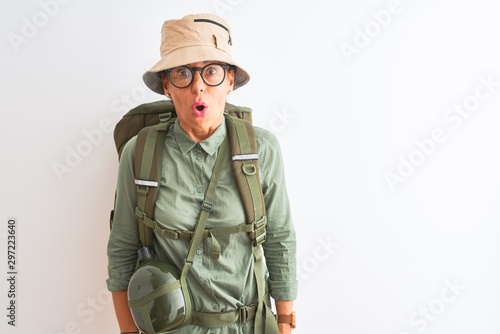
[172,67,190,78]
[204,65,220,77]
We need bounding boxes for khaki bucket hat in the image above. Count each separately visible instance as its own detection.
[143,13,250,95]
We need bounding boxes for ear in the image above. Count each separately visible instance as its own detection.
[226,68,235,90]
[161,76,170,97]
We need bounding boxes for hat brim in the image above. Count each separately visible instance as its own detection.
[143,45,250,95]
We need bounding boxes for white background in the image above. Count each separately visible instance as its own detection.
[2,0,500,333]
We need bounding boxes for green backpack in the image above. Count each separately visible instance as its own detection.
[110,100,278,333]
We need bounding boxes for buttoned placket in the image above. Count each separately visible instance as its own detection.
[193,144,205,197]
[191,142,223,314]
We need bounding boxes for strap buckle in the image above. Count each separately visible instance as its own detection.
[201,200,214,212]
[254,230,266,247]
[253,216,267,246]
[158,112,173,123]
[238,305,249,323]
[135,207,145,221]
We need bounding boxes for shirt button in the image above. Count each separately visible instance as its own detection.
[196,155,202,161]
[197,187,203,193]
[196,249,202,255]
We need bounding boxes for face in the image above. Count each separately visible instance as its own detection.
[161,61,234,141]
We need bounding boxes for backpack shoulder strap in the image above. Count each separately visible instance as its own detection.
[224,115,277,333]
[225,115,267,245]
[134,118,173,248]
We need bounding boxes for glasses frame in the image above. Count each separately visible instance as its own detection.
[163,63,233,89]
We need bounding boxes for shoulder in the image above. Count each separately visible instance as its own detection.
[253,126,284,165]
[119,135,137,168]
[254,126,280,149]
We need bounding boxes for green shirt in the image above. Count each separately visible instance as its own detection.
[107,118,297,332]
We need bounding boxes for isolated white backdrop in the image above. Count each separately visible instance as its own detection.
[2,0,500,333]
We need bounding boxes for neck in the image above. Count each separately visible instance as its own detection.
[179,117,223,142]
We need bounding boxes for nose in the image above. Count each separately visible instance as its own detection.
[191,70,206,93]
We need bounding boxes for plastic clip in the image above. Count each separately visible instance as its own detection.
[201,200,214,212]
[239,305,249,323]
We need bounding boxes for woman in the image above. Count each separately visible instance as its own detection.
[107,13,297,334]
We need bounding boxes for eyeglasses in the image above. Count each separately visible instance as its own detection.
[163,63,232,89]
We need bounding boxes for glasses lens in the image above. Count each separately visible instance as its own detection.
[201,64,225,86]
[168,64,227,88]
[169,67,193,88]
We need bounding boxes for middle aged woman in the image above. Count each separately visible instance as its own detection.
[107,13,298,334]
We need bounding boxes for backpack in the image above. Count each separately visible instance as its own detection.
[110,100,277,333]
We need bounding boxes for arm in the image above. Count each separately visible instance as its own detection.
[111,291,139,333]
[276,300,294,334]
[107,137,141,332]
[257,128,298,331]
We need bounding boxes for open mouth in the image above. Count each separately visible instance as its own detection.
[192,101,208,117]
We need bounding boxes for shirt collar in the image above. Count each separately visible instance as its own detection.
[173,117,227,156]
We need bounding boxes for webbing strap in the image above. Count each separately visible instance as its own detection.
[254,245,280,333]
[253,239,265,331]
[128,280,181,308]
[176,138,229,327]
[134,121,172,249]
[141,301,154,334]
[135,186,149,247]
[144,221,258,240]
[225,116,267,241]
[182,138,228,272]
[225,116,273,333]
[192,304,257,328]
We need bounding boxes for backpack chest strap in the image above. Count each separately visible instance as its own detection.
[135,215,266,260]
[138,218,266,241]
